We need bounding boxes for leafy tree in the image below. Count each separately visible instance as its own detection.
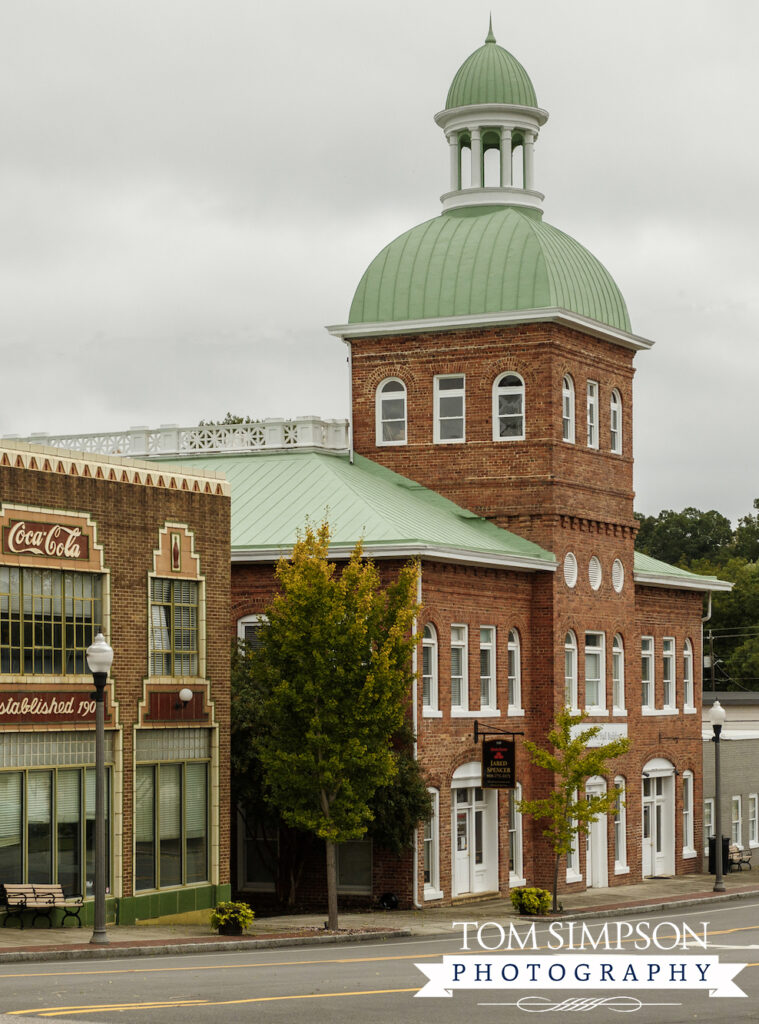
[634,507,733,566]
[367,724,432,856]
[518,708,630,912]
[198,413,257,426]
[733,499,759,563]
[254,521,420,928]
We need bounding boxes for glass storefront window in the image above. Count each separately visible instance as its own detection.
[135,760,208,891]
[0,766,110,895]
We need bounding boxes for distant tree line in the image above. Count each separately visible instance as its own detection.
[635,500,759,691]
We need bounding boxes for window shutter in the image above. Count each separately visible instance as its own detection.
[159,764,181,840]
[185,763,207,838]
[135,765,155,843]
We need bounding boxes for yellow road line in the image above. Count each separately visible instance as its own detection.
[9,987,420,1017]
[2,923,759,982]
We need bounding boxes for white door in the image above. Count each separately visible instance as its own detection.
[452,786,495,896]
[454,792,471,894]
[642,774,674,876]
[585,780,608,887]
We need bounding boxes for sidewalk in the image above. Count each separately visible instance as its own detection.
[1,872,758,963]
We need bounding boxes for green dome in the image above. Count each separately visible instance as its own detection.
[349,207,631,332]
[446,27,538,109]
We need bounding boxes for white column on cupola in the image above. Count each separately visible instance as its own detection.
[470,127,483,188]
[448,133,459,191]
[523,130,536,190]
[500,126,512,187]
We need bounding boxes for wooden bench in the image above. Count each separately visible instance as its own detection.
[1,884,84,929]
[728,844,752,871]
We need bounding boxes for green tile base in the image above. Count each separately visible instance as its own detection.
[116,884,231,925]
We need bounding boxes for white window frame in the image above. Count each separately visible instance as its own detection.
[479,626,497,712]
[613,775,628,873]
[612,633,625,714]
[641,636,654,710]
[450,624,468,711]
[507,628,522,715]
[237,613,267,647]
[584,631,606,714]
[566,790,582,882]
[662,637,676,709]
[732,795,742,847]
[610,388,622,454]
[749,794,759,848]
[586,380,599,449]
[703,798,715,854]
[683,639,695,711]
[492,372,525,441]
[564,631,578,710]
[422,623,440,717]
[509,782,525,887]
[423,788,442,899]
[434,374,466,444]
[375,377,407,446]
[562,374,575,443]
[682,770,695,857]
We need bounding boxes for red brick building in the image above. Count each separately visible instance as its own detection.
[13,26,729,909]
[0,440,231,924]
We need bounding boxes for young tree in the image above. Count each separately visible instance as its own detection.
[518,708,630,912]
[254,521,420,929]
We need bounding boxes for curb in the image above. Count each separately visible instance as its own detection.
[554,887,759,923]
[0,928,412,964]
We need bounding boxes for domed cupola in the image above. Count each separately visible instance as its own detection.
[434,19,548,213]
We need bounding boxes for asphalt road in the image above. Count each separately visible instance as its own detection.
[2,901,759,1023]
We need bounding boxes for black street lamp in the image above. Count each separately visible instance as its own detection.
[709,699,727,893]
[86,633,114,944]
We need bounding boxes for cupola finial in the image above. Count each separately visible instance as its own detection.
[485,14,496,44]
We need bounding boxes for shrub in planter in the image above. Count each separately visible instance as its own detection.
[210,901,255,935]
[509,887,552,916]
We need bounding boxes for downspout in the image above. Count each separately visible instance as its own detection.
[412,562,422,908]
[346,340,354,464]
[702,591,713,694]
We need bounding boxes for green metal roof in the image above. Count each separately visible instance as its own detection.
[349,205,631,332]
[446,25,537,109]
[157,450,555,568]
[633,551,732,592]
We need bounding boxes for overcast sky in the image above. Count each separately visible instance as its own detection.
[2,1,757,520]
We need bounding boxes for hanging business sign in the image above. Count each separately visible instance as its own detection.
[481,738,516,788]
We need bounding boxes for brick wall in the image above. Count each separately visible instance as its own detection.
[0,459,231,895]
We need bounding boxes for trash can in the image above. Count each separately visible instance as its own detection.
[708,836,730,874]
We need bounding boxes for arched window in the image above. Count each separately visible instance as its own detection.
[422,624,439,713]
[614,776,627,870]
[508,628,522,711]
[610,389,622,453]
[562,375,575,443]
[375,378,407,446]
[493,373,525,440]
[612,634,625,712]
[564,631,578,709]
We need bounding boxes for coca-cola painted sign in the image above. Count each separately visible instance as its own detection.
[0,691,111,725]
[2,520,89,560]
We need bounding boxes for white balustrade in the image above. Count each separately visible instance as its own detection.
[3,418,351,458]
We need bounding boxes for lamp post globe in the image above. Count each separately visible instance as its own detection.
[86,632,113,944]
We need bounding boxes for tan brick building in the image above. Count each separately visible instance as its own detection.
[0,441,231,924]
